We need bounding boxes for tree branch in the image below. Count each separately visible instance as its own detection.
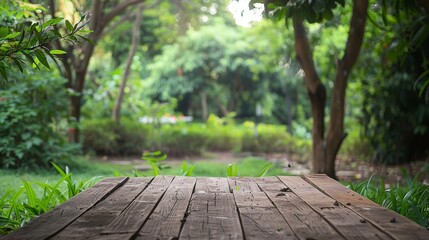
[341,0,369,76]
[100,0,145,32]
[292,17,323,94]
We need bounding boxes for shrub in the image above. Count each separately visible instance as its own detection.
[146,124,207,156]
[0,71,76,169]
[205,125,242,152]
[242,123,293,153]
[81,118,150,156]
[81,119,118,155]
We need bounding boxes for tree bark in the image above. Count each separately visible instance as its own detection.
[200,91,208,120]
[325,0,368,178]
[293,17,327,174]
[292,0,368,178]
[113,3,143,123]
[285,90,293,134]
[55,0,151,143]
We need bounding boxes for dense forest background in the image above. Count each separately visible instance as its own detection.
[1,0,428,178]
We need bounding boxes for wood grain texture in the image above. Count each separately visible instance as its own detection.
[228,178,298,240]
[194,177,230,193]
[180,178,242,240]
[135,176,196,240]
[50,177,152,239]
[256,177,345,240]
[3,176,425,240]
[3,177,128,240]
[101,175,174,237]
[279,176,393,240]
[305,174,429,240]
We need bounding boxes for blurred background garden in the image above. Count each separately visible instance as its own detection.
[1,0,428,234]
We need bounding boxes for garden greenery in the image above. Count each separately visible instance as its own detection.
[81,117,312,158]
[348,170,429,228]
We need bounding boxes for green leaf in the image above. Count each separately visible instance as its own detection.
[20,50,35,64]
[42,17,64,28]
[65,20,73,33]
[0,66,8,80]
[12,57,24,73]
[35,49,50,69]
[5,32,21,39]
[257,163,273,177]
[50,49,67,55]
[22,179,37,208]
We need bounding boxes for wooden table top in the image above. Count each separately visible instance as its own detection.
[3,175,428,240]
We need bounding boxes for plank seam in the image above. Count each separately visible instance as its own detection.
[303,175,400,240]
[48,177,130,239]
[227,177,247,240]
[278,176,349,240]
[111,177,155,218]
[177,177,198,239]
[129,176,177,240]
[257,177,299,240]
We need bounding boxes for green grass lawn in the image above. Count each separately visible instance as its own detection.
[0,156,291,195]
[142,157,292,177]
[0,157,133,195]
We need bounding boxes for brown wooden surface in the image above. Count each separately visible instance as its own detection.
[2,175,428,240]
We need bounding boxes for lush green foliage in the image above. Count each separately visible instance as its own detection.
[81,117,311,158]
[82,118,151,156]
[359,2,429,164]
[0,1,88,80]
[348,171,429,228]
[147,20,310,122]
[0,70,78,169]
[0,163,100,234]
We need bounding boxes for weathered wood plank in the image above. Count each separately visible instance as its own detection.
[255,177,344,240]
[194,177,230,193]
[228,177,298,240]
[305,174,429,240]
[49,177,152,239]
[135,176,196,240]
[100,175,174,238]
[279,176,394,240]
[179,178,243,240]
[3,177,128,240]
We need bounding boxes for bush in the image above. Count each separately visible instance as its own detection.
[241,123,299,153]
[81,118,150,156]
[146,124,207,156]
[0,71,76,169]
[82,118,311,158]
[205,125,242,152]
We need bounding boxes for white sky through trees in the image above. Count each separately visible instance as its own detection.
[228,0,263,27]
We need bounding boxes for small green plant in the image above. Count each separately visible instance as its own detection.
[0,162,100,235]
[142,151,169,176]
[347,170,429,228]
[180,161,196,176]
[226,162,273,177]
[257,163,273,177]
[226,163,238,177]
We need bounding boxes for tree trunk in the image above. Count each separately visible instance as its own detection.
[54,0,151,143]
[200,91,208,120]
[113,3,143,123]
[293,17,327,174]
[292,0,368,178]
[285,90,293,134]
[325,0,368,178]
